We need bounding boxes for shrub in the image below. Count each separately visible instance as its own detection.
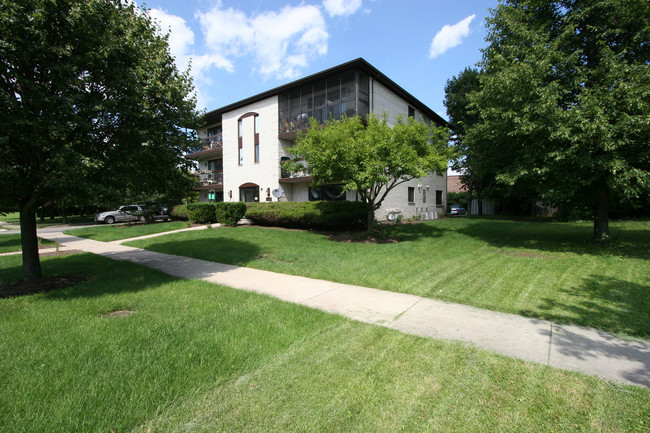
[186,203,217,224]
[246,201,367,230]
[170,204,190,221]
[214,202,247,226]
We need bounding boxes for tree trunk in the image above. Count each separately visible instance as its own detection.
[61,206,67,224]
[593,189,610,241]
[367,207,375,229]
[20,203,42,280]
[467,184,473,217]
[477,187,483,216]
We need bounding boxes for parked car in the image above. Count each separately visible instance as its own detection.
[94,205,146,224]
[449,204,467,216]
[150,205,171,222]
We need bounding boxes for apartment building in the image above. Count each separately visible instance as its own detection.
[187,58,448,220]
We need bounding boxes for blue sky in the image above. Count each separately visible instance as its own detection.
[142,0,500,120]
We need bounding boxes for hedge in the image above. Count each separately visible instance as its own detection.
[214,202,247,226]
[245,201,367,230]
[186,203,217,224]
[170,204,190,221]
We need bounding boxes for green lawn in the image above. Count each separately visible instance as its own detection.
[0,253,647,432]
[0,211,94,227]
[65,221,190,242]
[125,218,650,339]
[0,234,56,254]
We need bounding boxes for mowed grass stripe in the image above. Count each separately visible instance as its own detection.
[125,218,650,338]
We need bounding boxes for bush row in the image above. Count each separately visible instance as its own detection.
[184,202,247,226]
[170,204,190,220]
[246,201,367,230]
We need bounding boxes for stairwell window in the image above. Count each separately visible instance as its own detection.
[254,115,260,163]
[238,119,243,165]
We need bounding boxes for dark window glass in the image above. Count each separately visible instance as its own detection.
[240,186,259,203]
[309,184,345,201]
[436,190,443,205]
[408,187,415,203]
[408,106,415,118]
[207,159,223,171]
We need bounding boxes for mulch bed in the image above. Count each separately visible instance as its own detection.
[0,274,87,298]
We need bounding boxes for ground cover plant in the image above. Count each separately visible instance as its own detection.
[0,234,55,254]
[64,221,189,242]
[126,218,650,339]
[0,253,648,432]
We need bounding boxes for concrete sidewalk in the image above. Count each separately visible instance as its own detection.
[34,228,650,388]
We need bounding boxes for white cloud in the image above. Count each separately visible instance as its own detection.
[197,2,329,80]
[148,8,234,109]
[429,14,476,59]
[323,0,363,17]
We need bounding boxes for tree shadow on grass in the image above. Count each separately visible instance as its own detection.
[378,221,445,242]
[1,236,261,300]
[520,275,650,340]
[136,237,262,267]
[456,220,650,259]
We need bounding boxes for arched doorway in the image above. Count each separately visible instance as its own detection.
[239,182,259,203]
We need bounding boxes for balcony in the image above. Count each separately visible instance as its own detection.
[280,159,311,183]
[186,135,223,159]
[192,170,223,188]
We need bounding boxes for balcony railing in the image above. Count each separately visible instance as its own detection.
[193,170,223,187]
[280,159,310,179]
[200,134,223,150]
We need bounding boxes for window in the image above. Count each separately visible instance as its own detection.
[207,126,222,142]
[239,186,259,203]
[238,119,243,165]
[408,106,415,118]
[436,190,443,206]
[422,189,426,203]
[254,115,260,163]
[309,184,345,201]
[408,187,415,203]
[207,159,222,171]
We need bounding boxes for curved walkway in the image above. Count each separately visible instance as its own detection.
[16,225,650,388]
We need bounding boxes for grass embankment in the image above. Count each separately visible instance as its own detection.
[126,218,650,339]
[0,234,56,254]
[0,253,647,432]
[65,221,190,242]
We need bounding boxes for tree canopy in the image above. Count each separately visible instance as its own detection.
[0,0,202,278]
[463,0,649,238]
[292,114,451,226]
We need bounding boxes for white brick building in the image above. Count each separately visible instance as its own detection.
[187,58,448,221]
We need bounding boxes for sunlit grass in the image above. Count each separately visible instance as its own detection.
[126,218,650,338]
[65,221,190,242]
[0,253,648,432]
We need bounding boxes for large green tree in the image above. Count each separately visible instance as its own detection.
[0,0,202,279]
[292,114,452,227]
[466,0,649,238]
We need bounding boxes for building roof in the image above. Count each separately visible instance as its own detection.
[203,58,447,127]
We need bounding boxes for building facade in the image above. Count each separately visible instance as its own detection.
[187,58,448,221]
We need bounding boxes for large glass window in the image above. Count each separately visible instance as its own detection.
[240,186,259,203]
[207,159,223,171]
[278,69,371,133]
[309,184,346,201]
[408,187,415,203]
[436,190,443,206]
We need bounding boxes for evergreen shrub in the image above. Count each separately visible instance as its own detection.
[246,201,367,230]
[214,202,247,226]
[186,203,217,224]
